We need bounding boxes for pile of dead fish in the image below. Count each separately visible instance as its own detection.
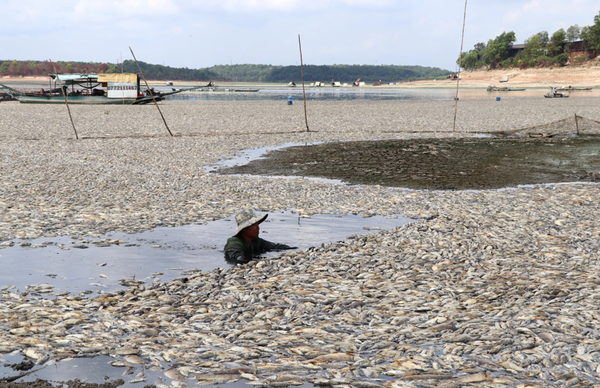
[1,182,600,387]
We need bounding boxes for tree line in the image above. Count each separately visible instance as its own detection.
[0,59,450,83]
[205,64,450,83]
[0,60,217,81]
[458,10,600,70]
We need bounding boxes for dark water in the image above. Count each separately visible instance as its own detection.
[217,137,600,190]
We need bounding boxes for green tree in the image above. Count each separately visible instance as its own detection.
[537,31,550,48]
[106,64,120,73]
[524,34,544,60]
[566,24,581,42]
[0,61,9,75]
[548,28,566,56]
[582,11,600,52]
[481,31,517,69]
[459,51,480,70]
[473,42,486,52]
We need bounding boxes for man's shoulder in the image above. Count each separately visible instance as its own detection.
[225,235,244,248]
[253,236,271,244]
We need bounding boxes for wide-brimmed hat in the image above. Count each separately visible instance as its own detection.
[233,209,268,236]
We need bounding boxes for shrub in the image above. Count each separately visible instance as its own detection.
[555,53,569,66]
[500,58,514,68]
[573,55,589,64]
[534,56,553,66]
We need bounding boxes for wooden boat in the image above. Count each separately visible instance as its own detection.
[487,86,526,92]
[1,73,198,104]
[558,86,592,91]
[544,92,569,98]
[195,87,259,92]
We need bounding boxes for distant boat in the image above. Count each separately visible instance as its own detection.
[195,87,259,92]
[544,92,569,98]
[558,86,592,91]
[487,86,526,91]
[1,73,198,105]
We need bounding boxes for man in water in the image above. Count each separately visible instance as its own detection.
[224,209,296,264]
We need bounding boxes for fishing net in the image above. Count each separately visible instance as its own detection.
[507,115,600,137]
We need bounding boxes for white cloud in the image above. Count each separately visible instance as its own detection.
[73,0,179,18]
[2,0,600,71]
[184,0,395,13]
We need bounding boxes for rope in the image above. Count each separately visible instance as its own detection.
[453,0,468,132]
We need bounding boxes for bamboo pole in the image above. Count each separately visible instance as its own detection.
[452,0,468,132]
[298,35,310,132]
[50,60,78,139]
[129,47,173,137]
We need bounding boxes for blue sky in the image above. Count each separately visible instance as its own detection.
[1,0,599,71]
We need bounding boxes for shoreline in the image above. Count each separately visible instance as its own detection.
[4,66,600,90]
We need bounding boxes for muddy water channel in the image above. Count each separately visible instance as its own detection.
[218,136,600,190]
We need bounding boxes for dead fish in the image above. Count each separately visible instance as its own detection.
[113,347,139,356]
[124,354,145,365]
[109,360,130,368]
[455,372,490,383]
[314,353,356,362]
[348,381,384,388]
[538,332,555,343]
[165,367,186,381]
[429,322,457,331]
[24,348,44,360]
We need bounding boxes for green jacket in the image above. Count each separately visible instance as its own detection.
[224,235,294,264]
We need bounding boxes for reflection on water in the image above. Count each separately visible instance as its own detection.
[0,211,412,294]
[0,353,314,388]
[161,86,600,102]
[165,87,457,101]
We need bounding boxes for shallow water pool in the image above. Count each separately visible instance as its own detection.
[0,211,412,295]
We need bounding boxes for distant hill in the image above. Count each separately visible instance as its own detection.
[0,59,451,83]
[207,64,451,83]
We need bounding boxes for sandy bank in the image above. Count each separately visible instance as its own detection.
[402,66,600,89]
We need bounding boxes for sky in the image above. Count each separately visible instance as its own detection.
[1,0,599,71]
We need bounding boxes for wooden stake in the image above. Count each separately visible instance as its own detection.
[50,60,78,139]
[129,47,173,137]
[452,0,468,132]
[575,113,579,134]
[298,34,310,132]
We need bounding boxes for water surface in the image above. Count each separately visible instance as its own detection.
[0,211,412,295]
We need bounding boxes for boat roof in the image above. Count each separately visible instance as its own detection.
[49,73,138,85]
[50,74,99,84]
